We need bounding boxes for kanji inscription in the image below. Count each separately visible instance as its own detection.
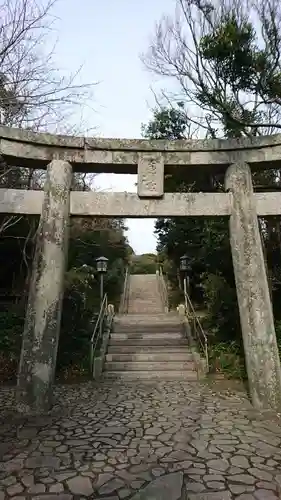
[137,153,164,198]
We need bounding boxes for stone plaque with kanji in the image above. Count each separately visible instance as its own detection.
[137,153,164,198]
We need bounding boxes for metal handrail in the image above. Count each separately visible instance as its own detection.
[119,266,130,314]
[157,266,169,312]
[183,278,209,371]
[90,294,108,374]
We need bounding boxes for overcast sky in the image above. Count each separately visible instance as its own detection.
[52,0,176,254]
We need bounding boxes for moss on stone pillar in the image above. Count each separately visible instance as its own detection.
[226,162,281,411]
[17,160,72,414]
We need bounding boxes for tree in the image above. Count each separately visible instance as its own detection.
[144,108,231,275]
[143,0,281,138]
[0,1,131,383]
[141,104,190,139]
[0,0,97,286]
[130,253,157,274]
[142,105,241,345]
[143,0,281,322]
[0,0,94,132]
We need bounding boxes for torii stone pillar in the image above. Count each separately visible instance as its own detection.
[17,160,72,414]
[226,162,281,411]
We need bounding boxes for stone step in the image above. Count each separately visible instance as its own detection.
[109,338,189,347]
[106,352,194,362]
[103,370,198,380]
[128,299,162,303]
[127,303,163,310]
[107,345,190,354]
[115,314,178,321]
[127,274,164,314]
[115,320,179,325]
[110,332,183,341]
[113,325,181,333]
[105,361,196,371]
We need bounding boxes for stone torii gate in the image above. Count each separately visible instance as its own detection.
[1,126,281,414]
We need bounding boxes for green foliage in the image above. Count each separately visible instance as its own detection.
[201,273,241,343]
[146,0,281,138]
[200,10,281,101]
[0,305,24,382]
[56,228,129,373]
[0,203,130,383]
[143,107,238,333]
[143,3,281,380]
[142,105,187,140]
[208,341,246,379]
[0,307,24,352]
[57,266,97,371]
[275,320,281,349]
[143,106,245,378]
[130,254,157,274]
[155,217,231,276]
[200,14,257,91]
[197,9,281,137]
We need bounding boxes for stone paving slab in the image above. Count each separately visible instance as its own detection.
[1,381,281,499]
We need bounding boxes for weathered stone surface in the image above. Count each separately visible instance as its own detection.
[97,426,128,435]
[248,467,273,481]
[137,152,164,198]
[94,497,119,500]
[225,162,281,411]
[188,493,231,500]
[3,124,281,175]
[98,478,125,494]
[130,472,183,500]
[254,491,277,499]
[67,476,93,496]
[28,484,46,493]
[207,459,229,472]
[186,482,205,492]
[25,456,60,469]
[230,455,250,469]
[49,483,64,493]
[95,473,114,488]
[17,427,38,438]
[6,483,24,495]
[229,473,256,485]
[71,191,232,218]
[1,380,281,498]
[145,426,162,436]
[4,189,281,218]
[32,496,72,500]
[17,159,72,415]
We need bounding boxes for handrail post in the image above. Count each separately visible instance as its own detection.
[183,277,188,313]
[205,337,209,372]
[119,266,130,314]
[182,283,209,373]
[90,293,112,377]
[157,265,169,313]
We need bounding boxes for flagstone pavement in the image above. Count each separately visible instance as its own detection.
[1,380,281,499]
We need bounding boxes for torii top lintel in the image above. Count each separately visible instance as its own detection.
[1,125,281,173]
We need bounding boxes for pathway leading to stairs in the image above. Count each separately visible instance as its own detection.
[1,380,281,499]
[1,276,281,498]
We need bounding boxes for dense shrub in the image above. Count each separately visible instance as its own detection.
[208,341,246,380]
[130,254,157,274]
[0,262,127,383]
[201,273,241,343]
[0,305,24,382]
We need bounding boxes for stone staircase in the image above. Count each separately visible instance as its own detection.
[126,274,164,314]
[104,274,198,380]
